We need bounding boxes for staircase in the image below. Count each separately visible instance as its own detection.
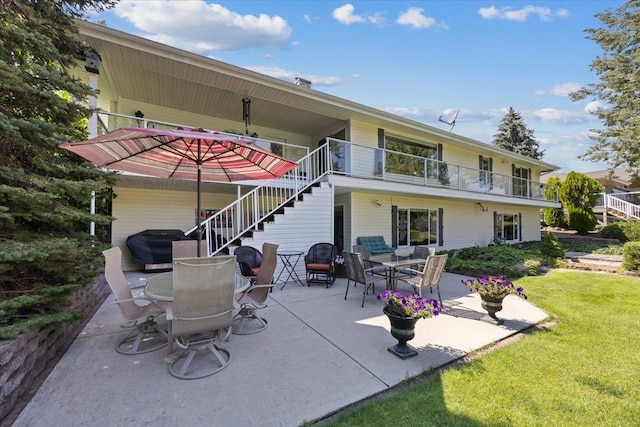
[599,193,640,221]
[186,144,334,258]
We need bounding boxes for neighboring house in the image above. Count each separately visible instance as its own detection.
[73,21,560,272]
[543,168,640,223]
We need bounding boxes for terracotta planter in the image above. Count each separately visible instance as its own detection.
[480,294,506,325]
[383,307,419,359]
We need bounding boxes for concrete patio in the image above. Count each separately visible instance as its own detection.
[12,271,547,427]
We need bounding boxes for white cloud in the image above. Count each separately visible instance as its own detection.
[111,0,291,52]
[333,4,387,26]
[585,100,605,114]
[397,7,435,29]
[303,14,312,24]
[535,82,581,96]
[244,66,342,87]
[333,4,366,25]
[478,5,569,22]
[528,108,591,124]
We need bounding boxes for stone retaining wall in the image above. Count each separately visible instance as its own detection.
[0,276,109,425]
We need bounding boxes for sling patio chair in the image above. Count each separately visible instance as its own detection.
[102,247,168,355]
[343,251,388,307]
[168,255,236,379]
[233,243,279,335]
[398,254,449,306]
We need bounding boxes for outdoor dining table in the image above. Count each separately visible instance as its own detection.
[368,254,427,290]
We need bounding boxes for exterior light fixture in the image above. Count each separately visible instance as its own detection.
[477,203,490,213]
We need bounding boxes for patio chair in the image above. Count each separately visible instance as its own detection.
[305,242,337,287]
[168,255,236,379]
[102,247,168,355]
[352,244,388,277]
[234,245,263,283]
[172,239,208,259]
[399,254,449,306]
[343,251,388,307]
[233,243,279,335]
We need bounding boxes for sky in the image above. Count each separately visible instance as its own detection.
[89,0,626,173]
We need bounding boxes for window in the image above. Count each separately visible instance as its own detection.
[385,135,438,178]
[479,155,493,189]
[494,213,520,242]
[512,166,531,197]
[396,208,439,246]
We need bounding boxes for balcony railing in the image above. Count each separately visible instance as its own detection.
[327,138,556,201]
[95,111,309,163]
[94,112,555,203]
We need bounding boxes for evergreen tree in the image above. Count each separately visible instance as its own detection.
[493,107,544,160]
[0,0,116,337]
[570,0,640,170]
[543,176,566,227]
[558,172,602,235]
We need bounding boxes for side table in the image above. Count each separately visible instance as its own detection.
[275,251,304,289]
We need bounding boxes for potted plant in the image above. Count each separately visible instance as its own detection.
[461,275,527,325]
[377,290,441,359]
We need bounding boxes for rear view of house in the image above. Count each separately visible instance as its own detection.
[72,20,560,273]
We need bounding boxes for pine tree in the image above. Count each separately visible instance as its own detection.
[0,0,116,337]
[570,0,640,169]
[493,107,544,160]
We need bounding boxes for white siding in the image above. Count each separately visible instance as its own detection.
[238,182,333,281]
[346,193,543,252]
[112,187,236,271]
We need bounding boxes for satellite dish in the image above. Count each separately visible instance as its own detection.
[438,109,459,131]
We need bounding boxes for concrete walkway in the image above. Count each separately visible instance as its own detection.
[12,272,547,427]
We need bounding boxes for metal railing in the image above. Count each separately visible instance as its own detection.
[187,144,331,255]
[95,111,309,163]
[326,138,554,201]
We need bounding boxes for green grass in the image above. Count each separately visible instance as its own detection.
[322,270,640,426]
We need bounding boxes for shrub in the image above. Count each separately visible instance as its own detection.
[567,207,597,235]
[622,242,640,271]
[520,259,541,276]
[600,223,627,242]
[540,232,564,258]
[619,221,640,242]
[543,207,567,228]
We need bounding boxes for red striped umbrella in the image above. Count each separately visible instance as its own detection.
[61,127,298,254]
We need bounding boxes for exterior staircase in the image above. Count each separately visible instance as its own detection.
[597,193,640,222]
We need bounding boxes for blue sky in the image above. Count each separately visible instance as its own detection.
[90,1,624,172]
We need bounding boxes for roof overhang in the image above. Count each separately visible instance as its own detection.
[75,20,559,173]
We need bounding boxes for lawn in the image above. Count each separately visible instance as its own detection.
[321,270,640,426]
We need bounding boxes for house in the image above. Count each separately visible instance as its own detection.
[72,20,560,273]
[543,168,640,223]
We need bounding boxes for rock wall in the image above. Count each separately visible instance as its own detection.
[0,276,108,424]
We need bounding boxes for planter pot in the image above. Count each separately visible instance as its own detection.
[480,294,506,325]
[383,307,419,359]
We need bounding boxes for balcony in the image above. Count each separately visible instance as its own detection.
[326,138,557,202]
[93,111,557,203]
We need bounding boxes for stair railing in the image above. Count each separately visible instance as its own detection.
[603,193,640,220]
[188,143,332,255]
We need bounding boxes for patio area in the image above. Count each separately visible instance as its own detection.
[12,271,547,426]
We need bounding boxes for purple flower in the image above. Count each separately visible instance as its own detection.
[462,275,527,299]
[378,290,440,319]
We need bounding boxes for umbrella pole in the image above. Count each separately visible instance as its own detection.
[196,140,202,257]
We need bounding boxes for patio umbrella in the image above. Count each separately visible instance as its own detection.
[60,127,298,255]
